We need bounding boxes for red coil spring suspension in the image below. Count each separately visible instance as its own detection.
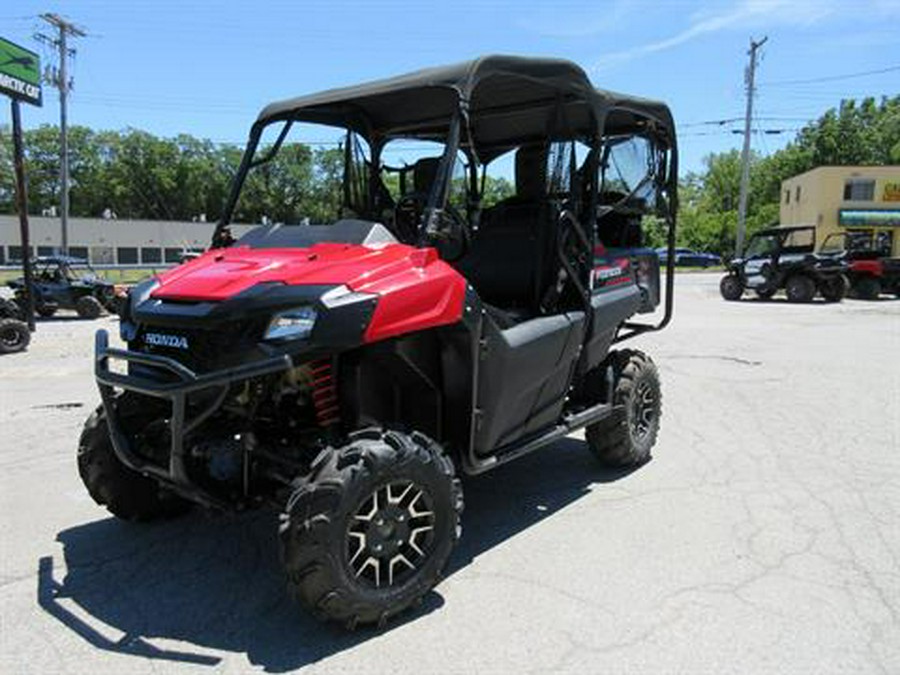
[310,359,340,427]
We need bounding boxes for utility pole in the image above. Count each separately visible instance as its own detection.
[36,13,86,256]
[735,36,767,257]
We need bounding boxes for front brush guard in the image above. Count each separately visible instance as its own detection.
[94,329,293,509]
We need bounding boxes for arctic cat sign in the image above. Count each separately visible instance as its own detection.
[0,37,42,106]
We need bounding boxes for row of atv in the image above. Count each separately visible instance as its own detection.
[719,225,900,302]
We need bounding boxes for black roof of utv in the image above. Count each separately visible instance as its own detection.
[256,55,676,160]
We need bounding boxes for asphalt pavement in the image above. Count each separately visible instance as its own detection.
[1,273,898,674]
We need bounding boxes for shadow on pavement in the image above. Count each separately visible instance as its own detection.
[39,437,635,671]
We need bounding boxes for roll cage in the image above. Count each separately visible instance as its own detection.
[213,55,678,339]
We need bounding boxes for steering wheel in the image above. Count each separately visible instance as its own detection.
[425,204,470,262]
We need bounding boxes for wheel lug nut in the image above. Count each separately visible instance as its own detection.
[375,518,385,526]
[397,540,403,546]
[397,515,405,522]
[374,544,383,552]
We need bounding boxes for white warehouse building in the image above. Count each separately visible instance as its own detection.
[0,215,257,266]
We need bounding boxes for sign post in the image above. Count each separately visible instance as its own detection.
[1,36,43,331]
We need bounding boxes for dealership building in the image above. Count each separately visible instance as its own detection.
[780,165,900,256]
[0,215,256,266]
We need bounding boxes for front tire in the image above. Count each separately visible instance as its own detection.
[585,350,662,467]
[280,428,463,628]
[0,319,30,354]
[720,274,744,301]
[853,276,881,300]
[76,295,103,319]
[78,401,192,521]
[785,274,816,303]
[819,275,848,302]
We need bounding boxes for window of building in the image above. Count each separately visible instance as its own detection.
[68,246,89,260]
[90,246,115,265]
[141,247,162,264]
[37,246,55,257]
[784,189,790,204]
[0,247,5,265]
[117,247,139,265]
[164,248,183,263]
[843,179,875,201]
[795,186,801,202]
[8,246,32,261]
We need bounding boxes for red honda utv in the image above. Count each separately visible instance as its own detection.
[79,56,678,627]
[821,230,900,299]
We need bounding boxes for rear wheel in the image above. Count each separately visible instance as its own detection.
[36,304,58,318]
[785,274,816,303]
[76,295,103,319]
[78,397,192,521]
[280,428,463,628]
[853,276,881,300]
[719,275,744,301]
[819,275,848,302]
[0,319,30,354]
[585,350,661,467]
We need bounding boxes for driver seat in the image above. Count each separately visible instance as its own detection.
[457,144,555,321]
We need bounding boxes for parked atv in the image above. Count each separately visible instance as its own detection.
[0,297,30,354]
[7,256,121,319]
[820,231,900,300]
[78,55,678,627]
[720,225,848,302]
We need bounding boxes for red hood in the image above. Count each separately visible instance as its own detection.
[151,243,442,302]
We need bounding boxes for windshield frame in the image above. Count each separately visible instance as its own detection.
[213,111,464,247]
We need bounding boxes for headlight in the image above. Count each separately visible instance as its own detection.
[265,306,318,341]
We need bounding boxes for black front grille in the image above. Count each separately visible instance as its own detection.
[135,319,268,372]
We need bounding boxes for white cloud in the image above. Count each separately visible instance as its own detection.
[593,0,842,71]
[517,0,635,38]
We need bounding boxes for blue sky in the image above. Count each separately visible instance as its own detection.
[2,0,898,174]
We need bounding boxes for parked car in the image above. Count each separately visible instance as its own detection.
[656,247,720,267]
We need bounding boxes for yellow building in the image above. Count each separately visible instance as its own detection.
[780,166,900,256]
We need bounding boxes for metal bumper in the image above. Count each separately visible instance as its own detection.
[94,329,292,508]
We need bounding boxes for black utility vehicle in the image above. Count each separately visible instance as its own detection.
[77,56,678,627]
[0,297,29,354]
[720,225,847,302]
[8,256,119,319]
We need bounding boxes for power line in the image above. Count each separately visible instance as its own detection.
[760,64,900,87]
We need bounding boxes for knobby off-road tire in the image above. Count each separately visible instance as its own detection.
[719,275,744,301]
[280,428,463,628]
[819,275,848,303]
[0,297,25,320]
[586,350,662,467]
[853,276,881,300]
[785,274,816,303]
[76,295,103,319]
[36,304,58,318]
[78,401,192,521]
[0,318,30,354]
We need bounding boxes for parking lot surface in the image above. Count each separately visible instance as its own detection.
[1,273,898,674]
